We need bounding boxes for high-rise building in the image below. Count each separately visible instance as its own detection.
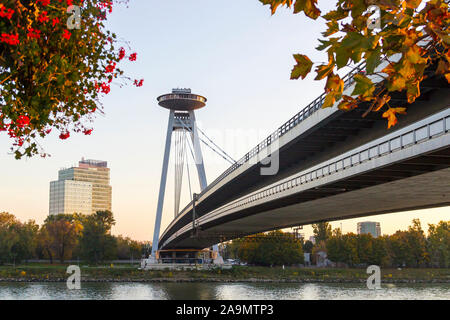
[49,159,112,215]
[49,180,92,215]
[357,221,381,238]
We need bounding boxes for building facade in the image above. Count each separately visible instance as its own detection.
[49,159,112,215]
[357,221,381,238]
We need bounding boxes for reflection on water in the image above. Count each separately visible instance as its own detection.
[0,282,448,300]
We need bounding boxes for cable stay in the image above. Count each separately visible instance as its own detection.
[178,118,236,165]
[196,126,236,164]
[174,128,187,217]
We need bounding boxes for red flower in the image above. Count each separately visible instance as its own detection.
[16,115,30,128]
[118,47,125,60]
[105,62,116,73]
[52,18,60,27]
[59,132,70,140]
[83,129,93,135]
[62,30,71,40]
[38,11,49,24]
[0,7,14,19]
[36,0,51,6]
[0,33,19,45]
[134,79,144,87]
[129,53,137,61]
[27,28,41,39]
[101,83,110,94]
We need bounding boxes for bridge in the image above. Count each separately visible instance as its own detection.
[155,59,450,252]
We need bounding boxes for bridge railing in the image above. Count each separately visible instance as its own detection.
[176,61,366,218]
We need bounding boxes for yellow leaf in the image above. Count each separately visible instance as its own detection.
[291,54,313,80]
[445,73,450,84]
[388,76,406,92]
[325,73,344,94]
[383,108,407,129]
[406,81,420,104]
[322,92,337,108]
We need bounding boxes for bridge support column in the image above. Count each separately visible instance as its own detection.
[147,89,223,265]
[150,111,175,260]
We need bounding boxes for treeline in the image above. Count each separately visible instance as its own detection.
[224,219,449,268]
[0,211,150,265]
[324,219,449,268]
[224,230,304,266]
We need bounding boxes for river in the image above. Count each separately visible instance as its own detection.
[0,282,448,300]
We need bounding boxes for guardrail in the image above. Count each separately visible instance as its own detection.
[176,61,366,218]
[163,109,449,247]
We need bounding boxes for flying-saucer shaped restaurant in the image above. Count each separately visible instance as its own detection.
[157,90,207,111]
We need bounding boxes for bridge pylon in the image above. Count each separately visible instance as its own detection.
[146,88,221,265]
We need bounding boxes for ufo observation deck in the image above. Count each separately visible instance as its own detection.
[157,88,207,111]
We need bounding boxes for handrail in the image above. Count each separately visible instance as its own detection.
[176,61,367,218]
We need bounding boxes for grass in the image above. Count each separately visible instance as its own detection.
[0,263,449,283]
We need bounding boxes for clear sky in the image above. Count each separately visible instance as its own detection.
[0,0,448,242]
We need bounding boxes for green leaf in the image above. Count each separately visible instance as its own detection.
[365,48,382,74]
[352,74,375,97]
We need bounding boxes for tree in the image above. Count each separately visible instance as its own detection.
[116,235,143,260]
[406,218,429,266]
[302,240,314,253]
[260,0,449,128]
[0,212,38,264]
[10,219,39,263]
[41,214,83,263]
[326,232,387,266]
[78,210,117,263]
[427,221,450,268]
[235,231,304,266]
[0,0,143,158]
[386,219,428,267]
[312,222,332,242]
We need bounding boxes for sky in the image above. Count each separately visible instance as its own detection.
[0,0,448,242]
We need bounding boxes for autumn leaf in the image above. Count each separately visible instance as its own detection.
[406,80,421,104]
[259,0,294,14]
[405,0,422,9]
[322,73,344,108]
[322,92,339,108]
[388,76,407,92]
[325,73,344,94]
[293,0,321,19]
[261,0,449,128]
[383,108,407,129]
[291,54,313,80]
[352,74,375,98]
[338,95,358,111]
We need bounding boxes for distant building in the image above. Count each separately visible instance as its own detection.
[49,158,112,215]
[49,180,92,215]
[357,221,381,238]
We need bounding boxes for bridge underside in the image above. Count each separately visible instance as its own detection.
[166,147,450,249]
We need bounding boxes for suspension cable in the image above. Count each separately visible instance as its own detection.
[196,126,236,164]
[185,130,194,204]
[178,118,236,165]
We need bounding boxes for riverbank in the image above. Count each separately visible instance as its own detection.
[0,264,449,283]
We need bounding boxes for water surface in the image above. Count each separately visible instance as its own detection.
[0,282,448,300]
